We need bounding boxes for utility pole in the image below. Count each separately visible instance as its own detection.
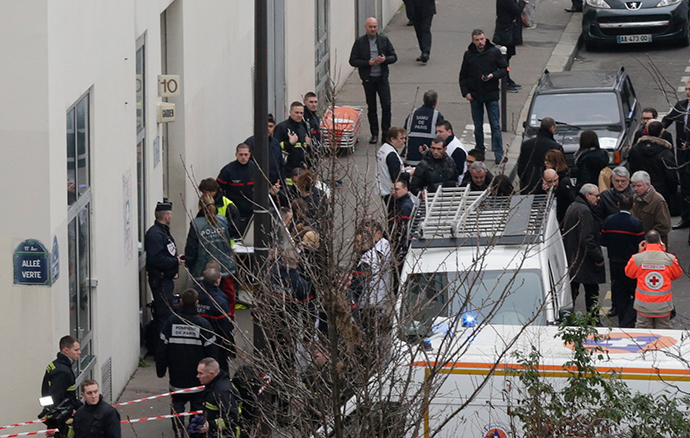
[252,0,269,356]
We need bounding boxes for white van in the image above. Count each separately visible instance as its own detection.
[400,186,573,331]
[319,188,690,437]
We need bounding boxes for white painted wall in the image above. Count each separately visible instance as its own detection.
[0,0,382,428]
[330,0,357,90]
[284,0,316,106]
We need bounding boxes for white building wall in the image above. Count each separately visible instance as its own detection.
[0,1,53,426]
[284,0,316,105]
[0,0,386,429]
[329,0,357,90]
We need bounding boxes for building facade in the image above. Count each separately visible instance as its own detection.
[0,0,401,428]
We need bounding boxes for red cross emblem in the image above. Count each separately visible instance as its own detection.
[644,272,664,290]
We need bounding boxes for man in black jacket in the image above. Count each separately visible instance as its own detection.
[217,143,257,235]
[410,0,436,63]
[598,166,634,220]
[628,121,677,205]
[518,117,562,194]
[493,0,526,92]
[388,177,415,265]
[40,336,82,437]
[563,184,606,315]
[459,29,508,164]
[244,114,284,185]
[274,102,311,175]
[601,194,644,327]
[41,336,81,411]
[349,17,397,144]
[410,137,458,195]
[662,83,690,229]
[72,380,120,438]
[403,90,443,165]
[145,201,184,327]
[156,289,218,437]
[542,168,575,227]
[302,92,321,147]
[196,263,235,372]
[196,358,240,438]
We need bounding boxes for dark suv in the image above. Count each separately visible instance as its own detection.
[582,0,690,50]
[522,67,641,179]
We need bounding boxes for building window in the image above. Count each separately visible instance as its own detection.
[67,93,95,378]
[136,36,147,251]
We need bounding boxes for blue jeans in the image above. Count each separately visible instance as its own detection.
[470,99,503,159]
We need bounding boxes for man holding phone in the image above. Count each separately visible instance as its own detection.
[459,29,508,164]
[350,17,397,145]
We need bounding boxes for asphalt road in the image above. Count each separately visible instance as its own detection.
[570,40,690,329]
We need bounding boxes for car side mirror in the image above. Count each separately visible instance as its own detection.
[559,305,574,324]
[522,121,527,129]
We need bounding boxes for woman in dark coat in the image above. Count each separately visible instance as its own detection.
[562,184,606,315]
[574,130,609,191]
[492,0,526,91]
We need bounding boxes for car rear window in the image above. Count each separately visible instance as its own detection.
[528,92,620,128]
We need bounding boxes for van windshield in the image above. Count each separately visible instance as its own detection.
[403,269,546,334]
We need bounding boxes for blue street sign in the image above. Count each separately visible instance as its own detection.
[13,239,50,286]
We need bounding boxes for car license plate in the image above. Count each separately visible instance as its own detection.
[617,34,652,44]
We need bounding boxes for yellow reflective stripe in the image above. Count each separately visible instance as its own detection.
[204,402,220,411]
[47,363,56,372]
[67,384,76,391]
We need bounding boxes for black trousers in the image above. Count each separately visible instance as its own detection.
[171,392,203,436]
[413,13,433,55]
[148,275,175,324]
[571,281,600,314]
[403,0,414,22]
[572,0,583,8]
[677,149,690,222]
[362,76,392,136]
[610,263,637,328]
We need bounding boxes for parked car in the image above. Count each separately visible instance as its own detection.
[522,67,641,180]
[582,0,690,51]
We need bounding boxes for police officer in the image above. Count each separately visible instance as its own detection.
[72,380,121,438]
[40,336,82,436]
[196,357,240,438]
[144,200,184,328]
[402,90,443,166]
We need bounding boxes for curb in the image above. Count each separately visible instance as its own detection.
[505,12,583,180]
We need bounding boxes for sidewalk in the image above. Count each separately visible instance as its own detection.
[337,0,581,177]
[116,2,581,436]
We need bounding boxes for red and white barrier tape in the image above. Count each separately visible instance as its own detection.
[0,386,206,431]
[112,385,205,407]
[0,421,44,431]
[122,410,202,424]
[0,412,203,438]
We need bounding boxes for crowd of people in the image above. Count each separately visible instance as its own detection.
[39,5,690,436]
[518,107,687,330]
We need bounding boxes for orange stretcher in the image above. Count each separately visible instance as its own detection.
[319,106,364,152]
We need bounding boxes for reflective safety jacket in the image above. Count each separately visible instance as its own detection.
[202,370,240,437]
[625,243,682,317]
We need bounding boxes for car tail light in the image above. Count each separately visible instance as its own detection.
[614,150,622,164]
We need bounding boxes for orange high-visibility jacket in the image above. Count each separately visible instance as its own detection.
[625,243,682,317]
